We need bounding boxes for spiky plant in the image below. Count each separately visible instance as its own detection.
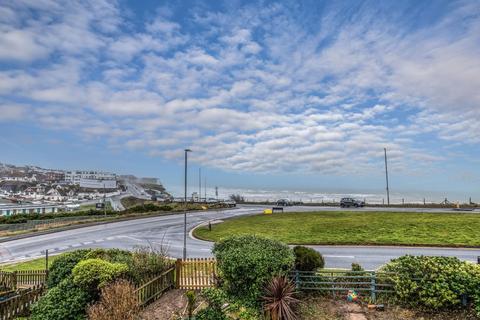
[262,276,299,320]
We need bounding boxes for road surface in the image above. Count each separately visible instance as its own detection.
[0,205,479,270]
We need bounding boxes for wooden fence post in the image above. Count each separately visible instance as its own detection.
[12,271,17,290]
[175,259,182,289]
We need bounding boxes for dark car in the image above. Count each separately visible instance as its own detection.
[276,199,292,206]
[340,197,365,208]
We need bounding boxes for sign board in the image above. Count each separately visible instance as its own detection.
[96,203,105,209]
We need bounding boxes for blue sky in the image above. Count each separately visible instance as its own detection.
[0,0,479,199]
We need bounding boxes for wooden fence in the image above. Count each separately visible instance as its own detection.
[135,266,175,306]
[176,258,217,290]
[0,272,15,291]
[0,285,45,320]
[0,270,47,290]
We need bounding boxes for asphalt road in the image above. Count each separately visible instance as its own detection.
[0,205,479,270]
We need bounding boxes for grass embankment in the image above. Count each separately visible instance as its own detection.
[0,254,62,271]
[194,211,480,247]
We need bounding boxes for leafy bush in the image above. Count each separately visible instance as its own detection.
[293,246,324,271]
[84,248,132,264]
[47,249,92,287]
[72,258,128,294]
[195,288,228,320]
[31,278,92,320]
[382,255,480,310]
[128,245,170,283]
[262,276,299,320]
[87,279,139,320]
[186,290,197,319]
[213,235,294,306]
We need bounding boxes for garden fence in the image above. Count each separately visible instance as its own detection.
[0,284,45,320]
[176,258,217,290]
[135,266,175,306]
[0,270,47,290]
[292,270,395,303]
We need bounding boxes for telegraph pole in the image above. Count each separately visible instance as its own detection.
[198,168,201,202]
[384,148,390,206]
[204,177,207,201]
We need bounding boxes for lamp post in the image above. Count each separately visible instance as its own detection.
[384,148,390,206]
[183,148,192,260]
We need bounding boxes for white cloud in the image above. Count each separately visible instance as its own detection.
[0,0,478,177]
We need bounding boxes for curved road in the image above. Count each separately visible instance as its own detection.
[0,205,479,270]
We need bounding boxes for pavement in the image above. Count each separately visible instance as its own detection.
[0,205,479,270]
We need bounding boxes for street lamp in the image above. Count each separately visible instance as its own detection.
[183,148,192,260]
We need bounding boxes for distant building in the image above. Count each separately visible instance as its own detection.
[0,204,60,216]
[46,171,65,183]
[64,171,116,185]
[79,178,117,189]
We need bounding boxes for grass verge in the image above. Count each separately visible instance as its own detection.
[0,254,62,271]
[194,211,480,247]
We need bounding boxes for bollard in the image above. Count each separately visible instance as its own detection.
[208,221,212,231]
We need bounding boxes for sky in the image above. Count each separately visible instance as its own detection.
[0,0,479,199]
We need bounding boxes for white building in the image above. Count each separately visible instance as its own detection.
[79,178,117,189]
[0,204,60,216]
[64,170,116,185]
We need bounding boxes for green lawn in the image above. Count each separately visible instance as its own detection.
[194,211,480,247]
[0,254,63,271]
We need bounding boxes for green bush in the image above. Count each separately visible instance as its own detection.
[293,246,324,271]
[72,258,128,294]
[213,235,294,306]
[195,288,228,320]
[128,245,170,283]
[31,278,92,320]
[382,255,480,310]
[47,249,92,287]
[84,248,132,264]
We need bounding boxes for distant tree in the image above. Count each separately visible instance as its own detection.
[229,194,245,203]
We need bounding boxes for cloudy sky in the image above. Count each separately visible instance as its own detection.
[1,0,479,198]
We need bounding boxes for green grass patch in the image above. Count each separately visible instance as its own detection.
[194,211,480,247]
[0,254,63,271]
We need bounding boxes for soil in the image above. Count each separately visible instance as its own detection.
[298,295,478,320]
[139,291,478,320]
[139,290,188,320]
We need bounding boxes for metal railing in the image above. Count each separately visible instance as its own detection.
[292,270,395,303]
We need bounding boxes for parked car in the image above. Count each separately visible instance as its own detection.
[340,198,365,208]
[224,200,236,207]
[276,199,292,206]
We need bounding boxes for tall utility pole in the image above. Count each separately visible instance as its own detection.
[384,148,390,206]
[198,168,201,202]
[183,149,192,260]
[103,183,106,216]
[204,177,207,201]
[215,186,218,200]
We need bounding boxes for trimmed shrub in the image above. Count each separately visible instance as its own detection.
[293,246,324,271]
[213,235,294,306]
[47,249,92,288]
[31,278,92,320]
[87,280,139,320]
[72,258,128,294]
[382,255,480,310]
